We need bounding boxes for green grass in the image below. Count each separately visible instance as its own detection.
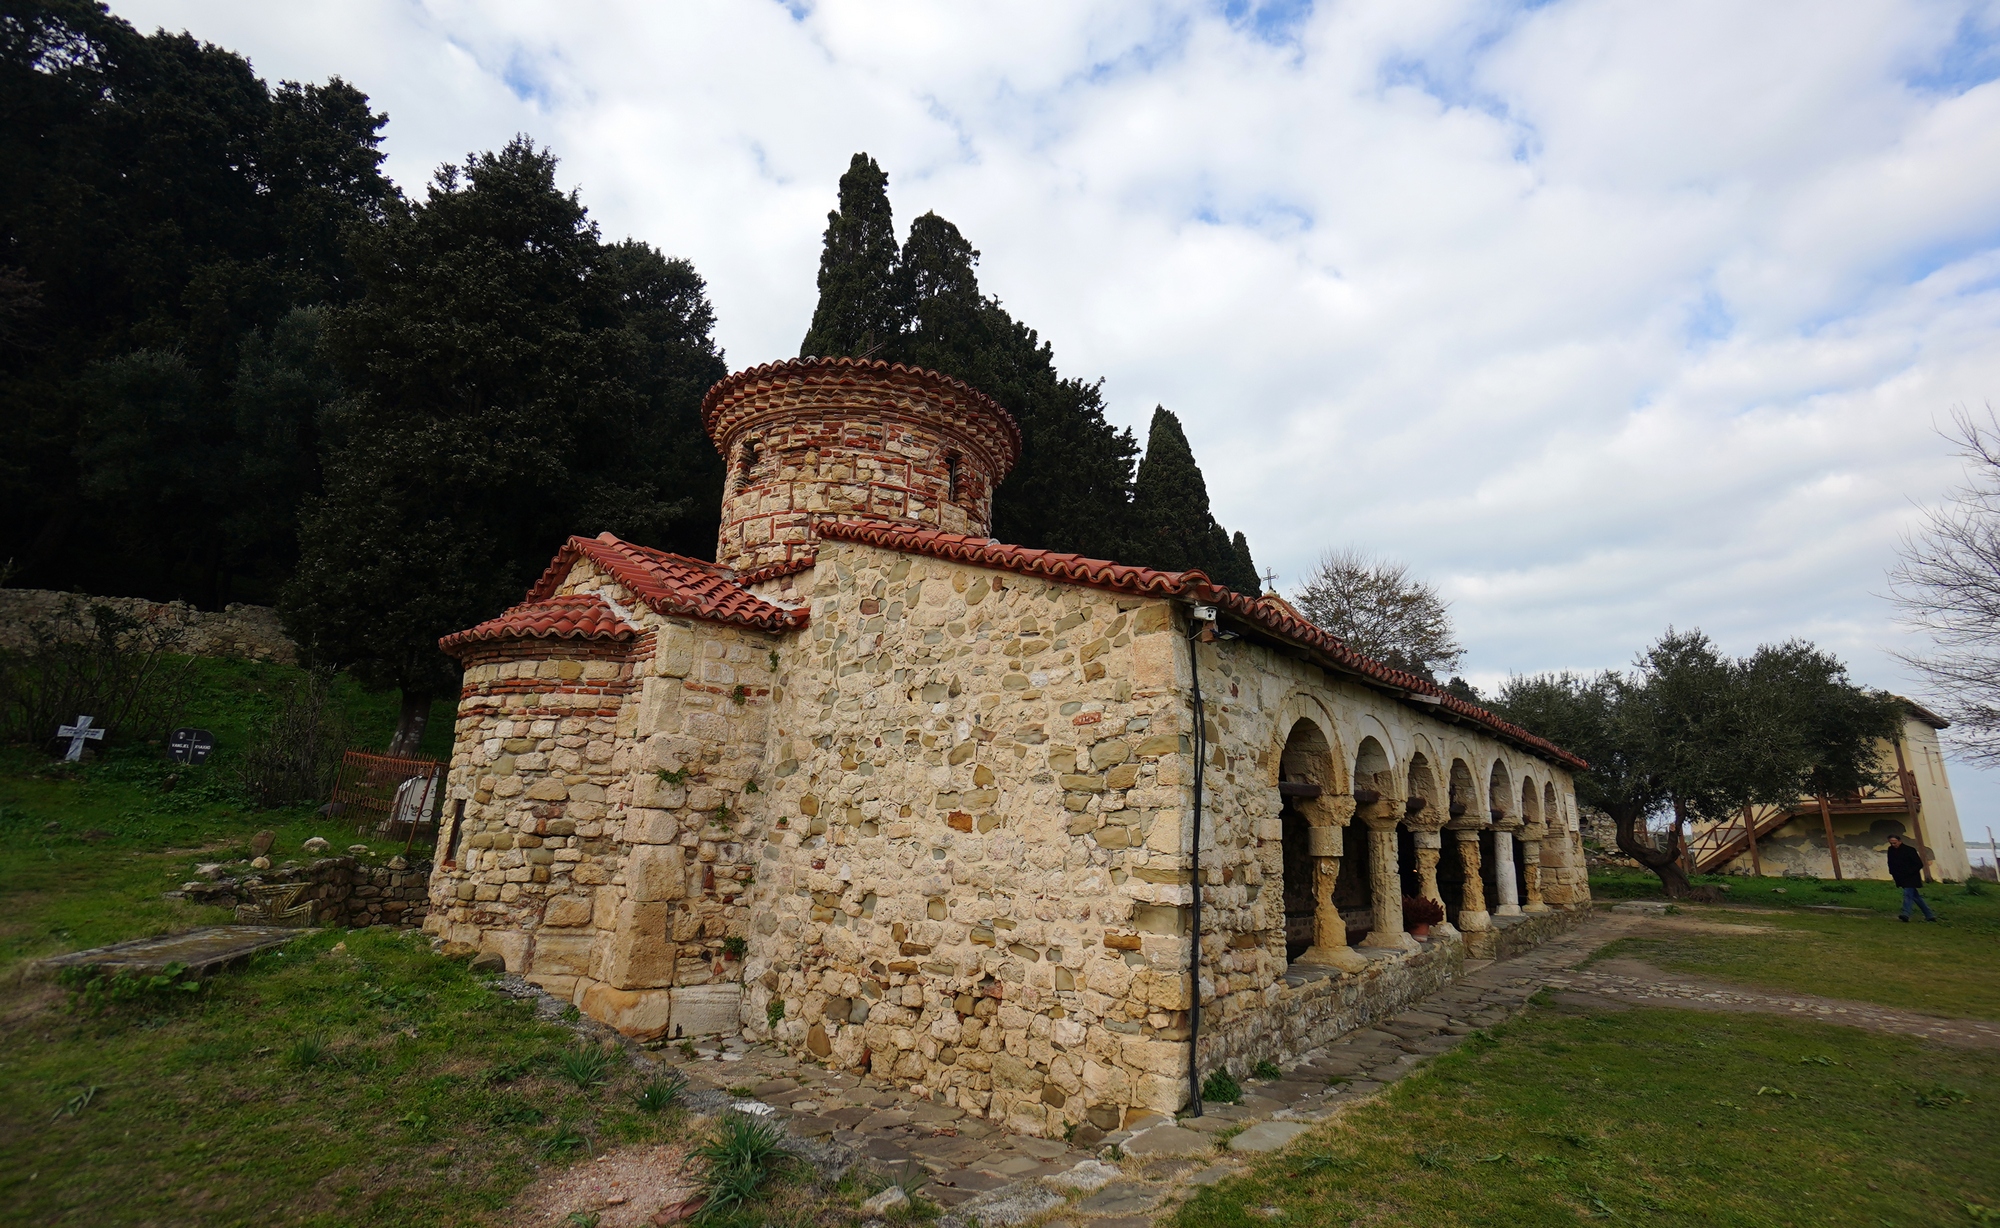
[1170,1004,2000,1228]
[0,927,687,1226]
[1592,866,2000,918]
[1587,905,2000,1020]
[0,656,456,976]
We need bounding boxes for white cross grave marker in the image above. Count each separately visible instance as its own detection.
[57,715,105,762]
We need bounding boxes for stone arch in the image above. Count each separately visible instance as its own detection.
[1406,752,1441,818]
[1520,777,1543,826]
[1487,760,1515,824]
[1544,781,1563,831]
[1355,737,1394,801]
[1272,692,1350,797]
[1279,718,1338,963]
[1448,759,1479,822]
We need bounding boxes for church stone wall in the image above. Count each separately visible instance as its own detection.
[425,559,779,1042]
[743,541,1199,1138]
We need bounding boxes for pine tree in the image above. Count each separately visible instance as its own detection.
[285,138,724,753]
[1130,406,1259,591]
[798,153,900,359]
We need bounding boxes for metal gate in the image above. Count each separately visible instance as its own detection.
[330,751,444,852]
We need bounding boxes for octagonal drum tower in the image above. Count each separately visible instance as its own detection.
[701,357,1022,572]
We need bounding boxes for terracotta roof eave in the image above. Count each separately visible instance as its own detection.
[1211,607,1590,771]
[816,520,1588,772]
[527,533,809,634]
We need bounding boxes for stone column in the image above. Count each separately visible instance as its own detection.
[1522,821,1549,913]
[1492,822,1523,917]
[1451,827,1490,931]
[1358,805,1418,952]
[1299,797,1367,972]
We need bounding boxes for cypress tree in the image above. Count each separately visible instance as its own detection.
[798,153,900,359]
[1131,406,1260,592]
[893,210,1139,561]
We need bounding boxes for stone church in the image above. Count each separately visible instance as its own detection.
[425,357,1591,1136]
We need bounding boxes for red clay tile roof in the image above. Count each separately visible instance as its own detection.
[816,521,1586,770]
[700,356,1022,472]
[736,554,819,587]
[521,533,809,633]
[439,594,636,655]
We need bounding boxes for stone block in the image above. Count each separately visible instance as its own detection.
[479,929,533,973]
[626,809,680,844]
[669,983,743,1038]
[604,901,676,988]
[542,894,592,927]
[627,845,686,901]
[528,931,597,977]
[580,983,675,1040]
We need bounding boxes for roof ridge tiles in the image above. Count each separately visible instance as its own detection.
[439,592,637,655]
[814,520,1585,770]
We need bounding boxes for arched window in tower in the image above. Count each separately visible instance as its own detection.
[944,451,962,505]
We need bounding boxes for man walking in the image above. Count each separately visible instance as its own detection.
[1886,835,1936,923]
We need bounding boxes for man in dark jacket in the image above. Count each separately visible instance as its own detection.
[1886,835,1936,922]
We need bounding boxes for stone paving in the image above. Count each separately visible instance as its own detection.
[629,908,1990,1225]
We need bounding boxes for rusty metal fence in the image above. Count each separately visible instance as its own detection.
[330,750,444,852]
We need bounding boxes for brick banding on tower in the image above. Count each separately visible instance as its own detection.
[700,356,1023,571]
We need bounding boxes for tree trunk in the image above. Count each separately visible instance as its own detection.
[388,688,431,758]
[1611,803,1694,898]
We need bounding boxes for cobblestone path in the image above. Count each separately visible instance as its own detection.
[530,908,1996,1226]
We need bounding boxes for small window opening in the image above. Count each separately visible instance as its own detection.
[736,439,760,489]
[944,452,961,504]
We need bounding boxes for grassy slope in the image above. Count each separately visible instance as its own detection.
[0,928,689,1227]
[0,657,455,975]
[1587,869,2000,1019]
[1171,1004,2000,1228]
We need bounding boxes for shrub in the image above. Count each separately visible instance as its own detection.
[690,1112,790,1222]
[554,1043,616,1091]
[1402,896,1446,927]
[236,669,350,807]
[1251,1058,1283,1080]
[1201,1067,1242,1104]
[636,1070,688,1113]
[0,597,191,750]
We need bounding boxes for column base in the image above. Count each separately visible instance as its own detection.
[1523,902,1551,914]
[1456,910,1491,931]
[1296,945,1369,973]
[1494,904,1523,918]
[1359,929,1421,952]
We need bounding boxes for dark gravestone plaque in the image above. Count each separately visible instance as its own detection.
[168,728,216,765]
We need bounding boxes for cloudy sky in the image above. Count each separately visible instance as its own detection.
[120,0,2000,832]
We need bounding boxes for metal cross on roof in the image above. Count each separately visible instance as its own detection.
[56,715,105,762]
[1262,567,1280,593]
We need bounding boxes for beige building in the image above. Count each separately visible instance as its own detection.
[1688,700,1975,882]
[423,357,1592,1134]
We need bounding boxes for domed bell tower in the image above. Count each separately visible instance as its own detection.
[700,357,1022,573]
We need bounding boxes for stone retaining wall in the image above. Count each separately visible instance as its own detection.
[174,855,432,928]
[1464,902,1593,962]
[0,588,296,664]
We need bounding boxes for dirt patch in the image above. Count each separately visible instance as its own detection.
[506,1141,699,1227]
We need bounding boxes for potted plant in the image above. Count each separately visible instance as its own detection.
[1402,895,1445,940]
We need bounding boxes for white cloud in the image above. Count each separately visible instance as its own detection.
[115,0,2000,818]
